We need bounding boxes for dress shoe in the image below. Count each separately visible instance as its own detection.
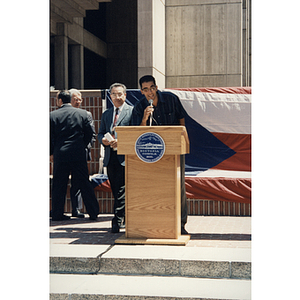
[89,215,98,221]
[52,215,70,221]
[111,220,120,233]
[72,209,85,218]
[181,226,188,235]
[111,223,120,233]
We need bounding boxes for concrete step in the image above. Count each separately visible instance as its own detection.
[50,244,251,280]
[50,273,251,300]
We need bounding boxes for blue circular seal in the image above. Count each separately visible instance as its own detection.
[135,132,165,163]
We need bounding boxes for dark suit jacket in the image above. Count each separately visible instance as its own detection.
[50,104,95,163]
[86,111,97,161]
[98,102,133,167]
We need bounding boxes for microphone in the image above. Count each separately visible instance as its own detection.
[149,99,153,126]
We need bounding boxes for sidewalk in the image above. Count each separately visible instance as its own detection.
[50,214,251,299]
[50,214,251,248]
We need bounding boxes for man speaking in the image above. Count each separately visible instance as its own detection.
[131,75,189,234]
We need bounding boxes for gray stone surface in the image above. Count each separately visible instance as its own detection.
[231,261,251,279]
[50,250,251,279]
[50,256,100,274]
[181,260,230,278]
[100,258,180,276]
[49,294,69,300]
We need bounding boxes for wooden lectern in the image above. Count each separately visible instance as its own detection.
[115,126,190,245]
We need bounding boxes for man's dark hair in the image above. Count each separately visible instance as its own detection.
[139,75,156,89]
[58,90,71,104]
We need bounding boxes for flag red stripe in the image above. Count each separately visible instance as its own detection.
[185,176,251,203]
[167,87,251,95]
[210,132,251,171]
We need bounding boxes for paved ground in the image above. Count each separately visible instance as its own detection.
[50,214,251,248]
[49,214,251,299]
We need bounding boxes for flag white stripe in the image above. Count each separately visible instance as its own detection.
[167,90,251,134]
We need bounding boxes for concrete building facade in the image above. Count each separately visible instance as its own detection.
[50,0,251,90]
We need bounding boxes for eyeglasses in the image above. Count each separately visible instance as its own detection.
[74,97,82,102]
[111,92,124,98]
[141,86,157,93]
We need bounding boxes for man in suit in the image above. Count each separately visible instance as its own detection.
[131,75,189,235]
[98,83,133,232]
[50,90,99,221]
[69,88,97,218]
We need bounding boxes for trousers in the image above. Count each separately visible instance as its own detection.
[52,160,99,219]
[181,155,188,225]
[107,150,125,225]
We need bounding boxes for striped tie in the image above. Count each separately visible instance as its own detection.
[112,107,119,138]
[113,107,119,127]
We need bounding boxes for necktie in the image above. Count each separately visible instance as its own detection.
[113,107,119,127]
[112,108,119,138]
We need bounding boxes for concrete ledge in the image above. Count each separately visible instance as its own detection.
[50,245,111,274]
[180,260,230,278]
[50,244,251,279]
[99,258,251,279]
[100,258,181,277]
[50,294,69,300]
[50,256,100,274]
[231,261,251,279]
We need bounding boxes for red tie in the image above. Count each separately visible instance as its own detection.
[113,107,119,127]
[112,108,119,138]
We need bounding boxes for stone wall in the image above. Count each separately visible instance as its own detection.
[165,0,247,87]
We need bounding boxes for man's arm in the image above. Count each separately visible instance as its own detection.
[87,111,96,148]
[97,111,114,148]
[98,118,108,147]
[82,112,94,147]
[50,116,55,156]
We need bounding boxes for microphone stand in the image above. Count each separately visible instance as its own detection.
[149,99,153,126]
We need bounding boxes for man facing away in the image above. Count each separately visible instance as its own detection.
[131,75,189,234]
[98,83,133,233]
[69,88,96,218]
[50,90,99,221]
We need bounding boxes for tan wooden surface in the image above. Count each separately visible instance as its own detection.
[115,126,190,243]
[116,126,189,155]
[115,234,190,246]
[125,155,180,239]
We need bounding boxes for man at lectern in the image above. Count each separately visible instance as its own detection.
[98,83,133,233]
[131,75,189,235]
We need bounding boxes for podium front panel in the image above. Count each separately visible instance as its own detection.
[125,154,181,239]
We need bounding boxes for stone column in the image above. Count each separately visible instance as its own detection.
[54,23,68,90]
[70,44,84,89]
[137,0,165,88]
